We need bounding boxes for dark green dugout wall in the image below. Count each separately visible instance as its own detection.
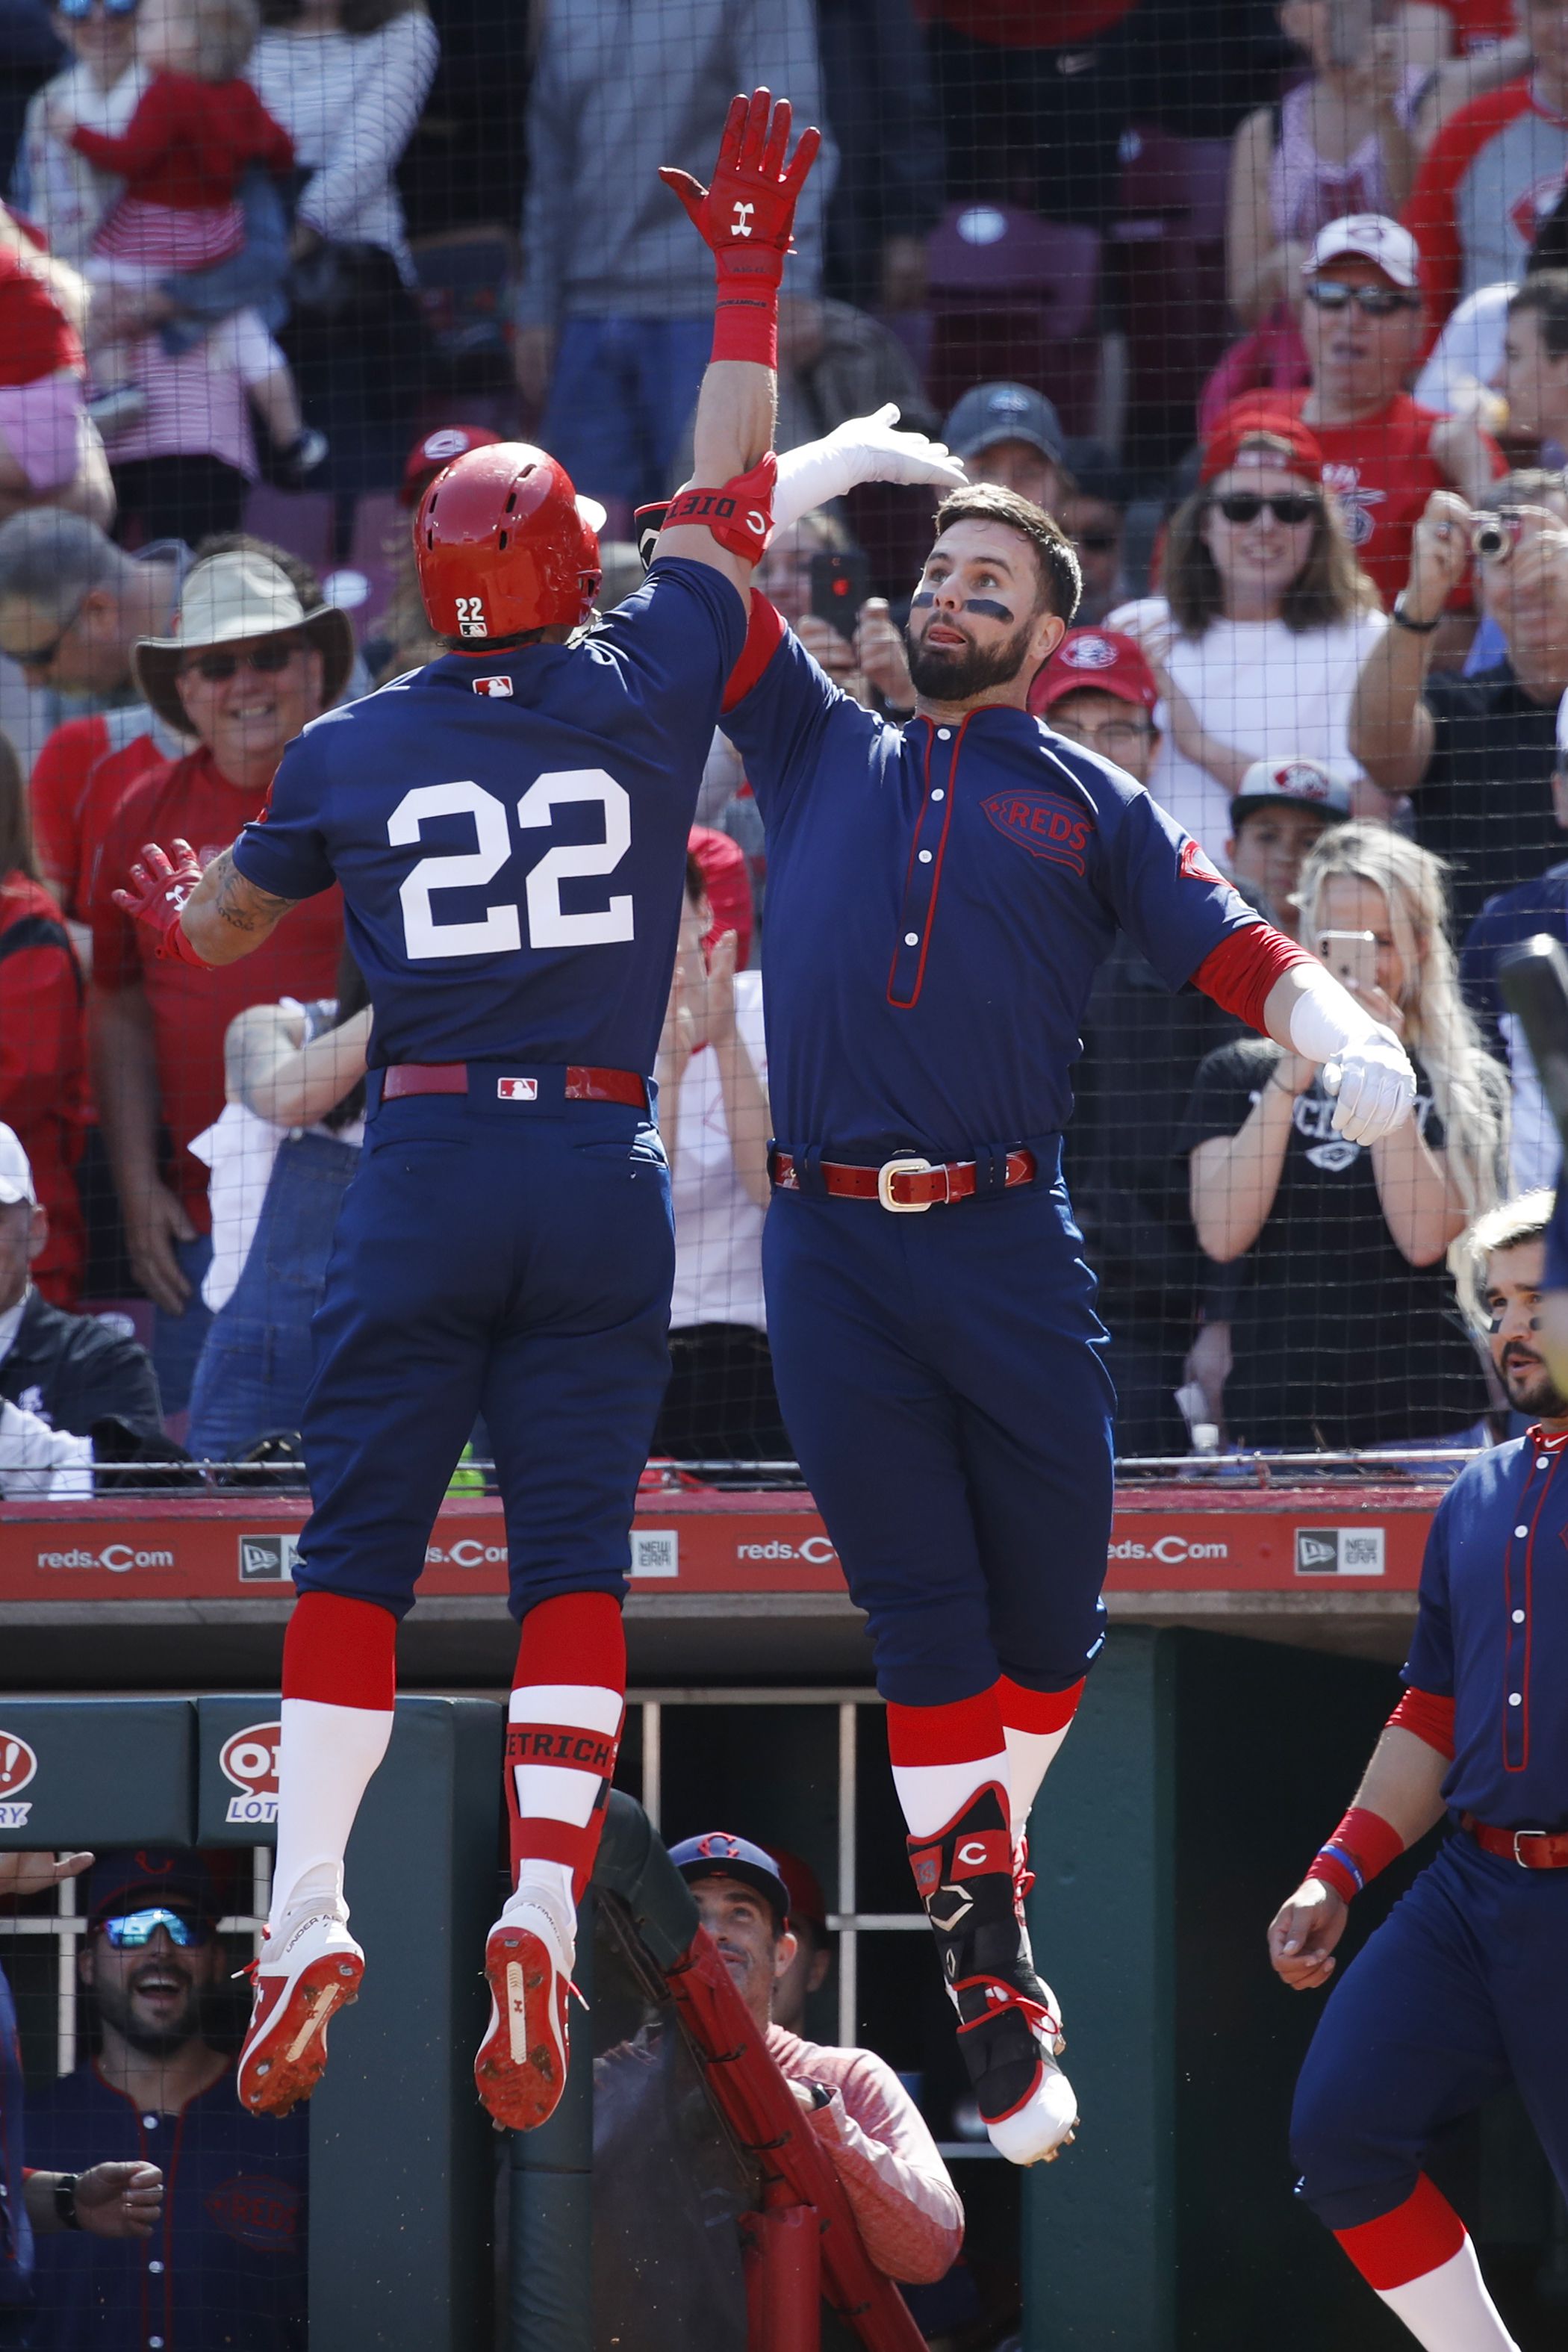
[1,1640,1561,2349]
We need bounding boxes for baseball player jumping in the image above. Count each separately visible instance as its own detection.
[1272,1192,1568,2352]
[110,90,822,2133]
[710,439,1416,2164]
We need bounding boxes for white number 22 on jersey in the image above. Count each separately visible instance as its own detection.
[389,769,634,961]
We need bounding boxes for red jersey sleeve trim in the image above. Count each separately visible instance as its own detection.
[1192,924,1313,1036]
[721,593,786,713]
[1388,1684,1457,1758]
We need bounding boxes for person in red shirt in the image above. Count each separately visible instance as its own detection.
[1272,214,1503,610]
[50,0,322,476]
[0,225,112,529]
[90,547,349,1417]
[0,729,85,1307]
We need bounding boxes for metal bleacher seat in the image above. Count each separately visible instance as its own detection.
[1111,126,1234,461]
[921,200,1103,437]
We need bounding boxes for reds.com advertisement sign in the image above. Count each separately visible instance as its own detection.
[0,1487,1435,1604]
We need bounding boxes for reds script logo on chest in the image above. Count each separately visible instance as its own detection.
[980,788,1093,876]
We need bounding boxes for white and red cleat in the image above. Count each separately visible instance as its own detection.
[474,1883,578,2131]
[237,1902,364,2117]
[974,1976,1079,2165]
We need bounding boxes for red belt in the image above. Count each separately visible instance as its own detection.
[381,1062,647,1109]
[1461,1814,1568,1868]
[771,1148,1036,1213]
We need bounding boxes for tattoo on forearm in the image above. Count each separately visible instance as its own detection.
[207,848,297,934]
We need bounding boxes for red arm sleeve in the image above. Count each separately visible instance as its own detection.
[1192,923,1314,1036]
[70,78,175,177]
[721,592,786,713]
[1387,1684,1457,1758]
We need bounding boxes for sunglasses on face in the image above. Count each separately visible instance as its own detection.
[1304,281,1420,318]
[99,1906,210,1948]
[1209,491,1322,526]
[179,640,301,684]
[1051,717,1152,752]
[13,588,90,673]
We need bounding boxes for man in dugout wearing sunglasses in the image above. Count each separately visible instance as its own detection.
[25,1849,308,2351]
[1281,213,1504,615]
[86,549,346,1427]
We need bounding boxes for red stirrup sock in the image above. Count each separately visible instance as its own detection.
[996,1676,1084,1847]
[1334,2177,1517,2349]
[506,1593,626,1907]
[885,1688,1011,1840]
[272,1592,397,1924]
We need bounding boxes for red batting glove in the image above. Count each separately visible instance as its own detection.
[659,88,821,367]
[111,839,211,967]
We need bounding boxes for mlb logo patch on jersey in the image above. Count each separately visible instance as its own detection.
[472,674,513,697]
[498,1077,539,1101]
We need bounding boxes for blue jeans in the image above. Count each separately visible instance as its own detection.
[151,1232,214,1425]
[159,168,290,354]
[540,317,712,508]
[187,1130,361,1463]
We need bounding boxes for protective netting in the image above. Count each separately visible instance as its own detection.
[0,0,1557,1487]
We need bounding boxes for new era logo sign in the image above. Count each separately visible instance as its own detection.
[1295,1528,1386,1578]
[497,1077,538,1101]
[238,1534,298,1584]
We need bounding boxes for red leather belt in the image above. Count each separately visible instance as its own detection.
[1461,1814,1568,1868]
[771,1148,1037,1213]
[381,1063,647,1109]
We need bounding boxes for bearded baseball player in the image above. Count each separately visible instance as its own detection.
[108,89,821,2133]
[702,481,1418,2165]
[1272,1192,1568,2352]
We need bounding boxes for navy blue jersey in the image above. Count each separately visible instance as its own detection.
[1458,858,1568,1061]
[231,560,745,1074]
[0,1968,31,2308]
[721,620,1263,1160]
[1403,1426,1568,1827]
[26,2061,307,2351]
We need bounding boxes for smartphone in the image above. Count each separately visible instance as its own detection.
[809,551,871,643]
[1317,929,1379,993]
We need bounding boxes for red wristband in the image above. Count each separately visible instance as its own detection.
[664,453,776,564]
[712,264,780,369]
[1305,1805,1405,1903]
[158,915,211,968]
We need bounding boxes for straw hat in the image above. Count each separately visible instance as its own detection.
[132,551,356,735]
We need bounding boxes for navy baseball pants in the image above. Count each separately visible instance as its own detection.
[1292,1832,1568,2229]
[292,1074,675,1620]
[763,1143,1115,1707]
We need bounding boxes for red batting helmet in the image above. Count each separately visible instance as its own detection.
[413,442,603,641]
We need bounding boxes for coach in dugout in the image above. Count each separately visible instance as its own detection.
[88,552,345,1424]
[27,1850,307,2351]
[671,1834,963,2286]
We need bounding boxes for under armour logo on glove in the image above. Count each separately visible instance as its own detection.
[659,89,821,283]
[731,200,753,238]
[111,839,209,963]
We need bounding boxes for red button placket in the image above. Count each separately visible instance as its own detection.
[886,718,965,1009]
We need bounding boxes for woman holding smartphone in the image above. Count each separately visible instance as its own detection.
[1180,822,1506,1451]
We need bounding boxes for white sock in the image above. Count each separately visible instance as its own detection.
[270,1696,394,1928]
[891,1749,1012,1840]
[1002,1722,1074,1847]
[1377,2240,1519,2351]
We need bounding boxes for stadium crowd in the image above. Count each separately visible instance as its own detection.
[0,0,1565,1484]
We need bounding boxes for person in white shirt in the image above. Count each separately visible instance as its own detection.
[652,850,787,1471]
[185,962,369,1463]
[1110,405,1386,859]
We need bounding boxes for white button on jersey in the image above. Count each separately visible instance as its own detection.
[905,932,918,945]
[931,788,945,801]
[142,2115,158,2130]
[1509,1692,1522,1706]
[1513,1609,1525,1624]
[918,850,933,863]
[149,2260,164,2275]
[1514,1525,1528,1539]
[938,727,951,739]
[1538,1457,1550,1470]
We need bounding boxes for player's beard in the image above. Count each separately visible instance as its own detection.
[906,613,1036,702]
[93,1967,206,2059]
[1501,1343,1567,1419]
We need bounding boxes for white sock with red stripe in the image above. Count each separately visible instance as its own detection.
[505,1593,626,1919]
[885,1688,1011,1838]
[1335,2178,1519,2350]
[996,1675,1083,1847]
[270,1592,397,1929]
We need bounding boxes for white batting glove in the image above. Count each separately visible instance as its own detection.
[773,404,968,532]
[1322,1029,1416,1145]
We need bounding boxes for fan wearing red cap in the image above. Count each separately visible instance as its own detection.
[108,92,823,2144]
[1030,629,1161,785]
[398,424,503,511]
[1107,414,1389,859]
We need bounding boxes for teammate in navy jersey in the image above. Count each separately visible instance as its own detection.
[1271,1192,1568,2352]
[715,470,1419,2165]
[111,89,821,2133]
